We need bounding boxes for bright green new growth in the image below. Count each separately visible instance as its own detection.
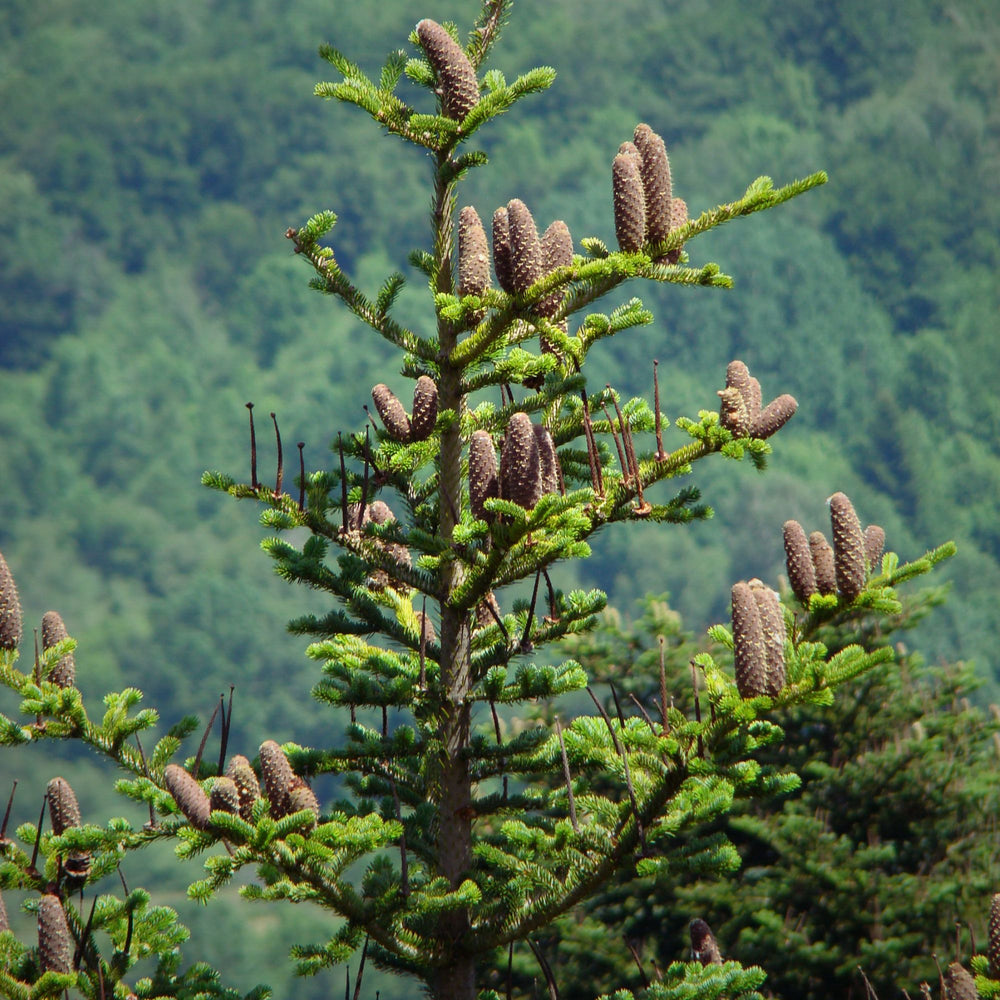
[0,4,959,1000]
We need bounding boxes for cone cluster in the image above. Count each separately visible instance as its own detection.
[717,360,797,439]
[41,611,75,688]
[731,579,786,698]
[0,549,22,650]
[415,19,480,121]
[783,493,885,605]
[487,413,561,511]
[46,776,91,886]
[347,498,411,588]
[612,123,686,261]
[371,377,439,443]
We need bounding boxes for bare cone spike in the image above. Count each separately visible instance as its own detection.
[41,611,75,688]
[0,549,22,651]
[162,764,211,830]
[783,520,817,604]
[371,384,412,443]
[492,206,514,293]
[507,199,542,295]
[612,152,645,252]
[731,582,767,698]
[633,123,672,250]
[829,492,866,601]
[469,430,499,522]
[410,376,439,442]
[943,963,977,1000]
[500,412,542,509]
[749,579,786,695]
[38,893,73,974]
[809,531,838,595]
[415,19,480,120]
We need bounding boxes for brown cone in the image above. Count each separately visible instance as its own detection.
[618,140,639,157]
[809,531,838,595]
[0,549,22,651]
[492,207,514,294]
[783,520,817,604]
[732,581,767,698]
[633,123,672,247]
[415,19,479,120]
[469,430,499,522]
[507,199,542,295]
[0,888,7,932]
[725,361,760,419]
[943,962,977,1000]
[259,740,295,818]
[209,777,241,816]
[538,220,573,321]
[612,152,645,253]
[717,386,750,436]
[47,776,91,886]
[225,755,261,821]
[989,892,1000,978]
[864,524,886,571]
[38,893,73,974]
[500,413,542,510]
[750,580,786,695]
[163,764,211,830]
[410,376,438,441]
[371,384,412,443]
[458,206,490,300]
[829,492,866,602]
[533,424,560,496]
[750,394,798,439]
[690,918,723,965]
[666,197,688,263]
[287,777,320,827]
[41,611,76,688]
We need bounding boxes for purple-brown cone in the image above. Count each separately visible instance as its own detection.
[42,611,76,688]
[633,123,672,247]
[539,219,573,320]
[38,893,73,974]
[783,520,817,604]
[259,740,295,818]
[372,384,412,443]
[415,19,479,120]
[458,206,490,300]
[829,492,866,601]
[209,777,241,816]
[507,199,542,295]
[612,152,645,253]
[690,918,723,965]
[410,376,438,441]
[226,755,260,821]
[0,549,22,651]
[750,394,798,439]
[163,764,211,830]
[750,579,786,695]
[809,531,838,595]
[732,581,767,698]
[469,430,499,522]
[492,207,514,294]
[989,892,1000,978]
[864,524,886,571]
[533,424,560,496]
[500,413,542,510]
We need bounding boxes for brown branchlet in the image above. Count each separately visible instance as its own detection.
[163,764,211,830]
[829,491,866,602]
[371,384,412,443]
[0,549,22,651]
[38,893,73,974]
[41,611,75,688]
[415,19,480,121]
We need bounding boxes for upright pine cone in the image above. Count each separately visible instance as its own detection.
[371,384,412,443]
[690,918,723,965]
[0,549,22,650]
[458,206,490,301]
[717,386,750,436]
[666,197,688,263]
[943,962,977,1000]
[732,581,767,698]
[469,430,499,521]
[633,123,672,248]
[492,206,515,293]
[209,777,241,816]
[225,755,260,821]
[507,199,542,295]
[809,531,838,595]
[500,413,542,510]
[410,376,438,441]
[989,891,1000,978]
[47,776,91,886]
[612,152,646,252]
[42,611,76,688]
[286,777,320,828]
[0,888,7,932]
[163,764,211,830]
[783,519,817,604]
[829,492,866,601]
[864,523,886,571]
[539,219,573,320]
[38,894,73,974]
[259,740,295,818]
[750,394,798,439]
[725,361,759,420]
[415,19,479,120]
[533,424,561,496]
[750,580,786,695]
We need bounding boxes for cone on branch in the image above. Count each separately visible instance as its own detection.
[410,376,439,441]
[750,579,787,695]
[533,424,561,496]
[500,413,542,510]
[783,519,818,604]
[372,384,412,443]
[989,891,1000,978]
[163,764,211,830]
[943,962,977,1000]
[46,776,91,886]
[732,581,767,698]
[259,740,295,818]
[633,123,672,249]
[415,19,479,121]
[0,549,22,651]
[41,611,75,688]
[492,206,514,294]
[750,393,798,439]
[469,430,499,522]
[507,199,542,295]
[38,893,73,975]
[717,386,751,437]
[225,755,261,821]
[612,152,646,252]
[809,531,838,595]
[690,918,723,965]
[287,777,320,827]
[458,206,490,318]
[829,491,866,602]
[718,360,796,438]
[209,777,241,816]
[539,219,573,319]
[864,523,886,571]
[666,196,688,263]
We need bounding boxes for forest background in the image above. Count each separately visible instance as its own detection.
[1,0,997,997]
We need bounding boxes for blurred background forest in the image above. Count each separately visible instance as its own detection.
[1,0,997,996]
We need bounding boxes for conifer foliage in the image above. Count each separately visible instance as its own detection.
[0,4,960,999]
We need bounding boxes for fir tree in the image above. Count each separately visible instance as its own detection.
[0,4,957,998]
